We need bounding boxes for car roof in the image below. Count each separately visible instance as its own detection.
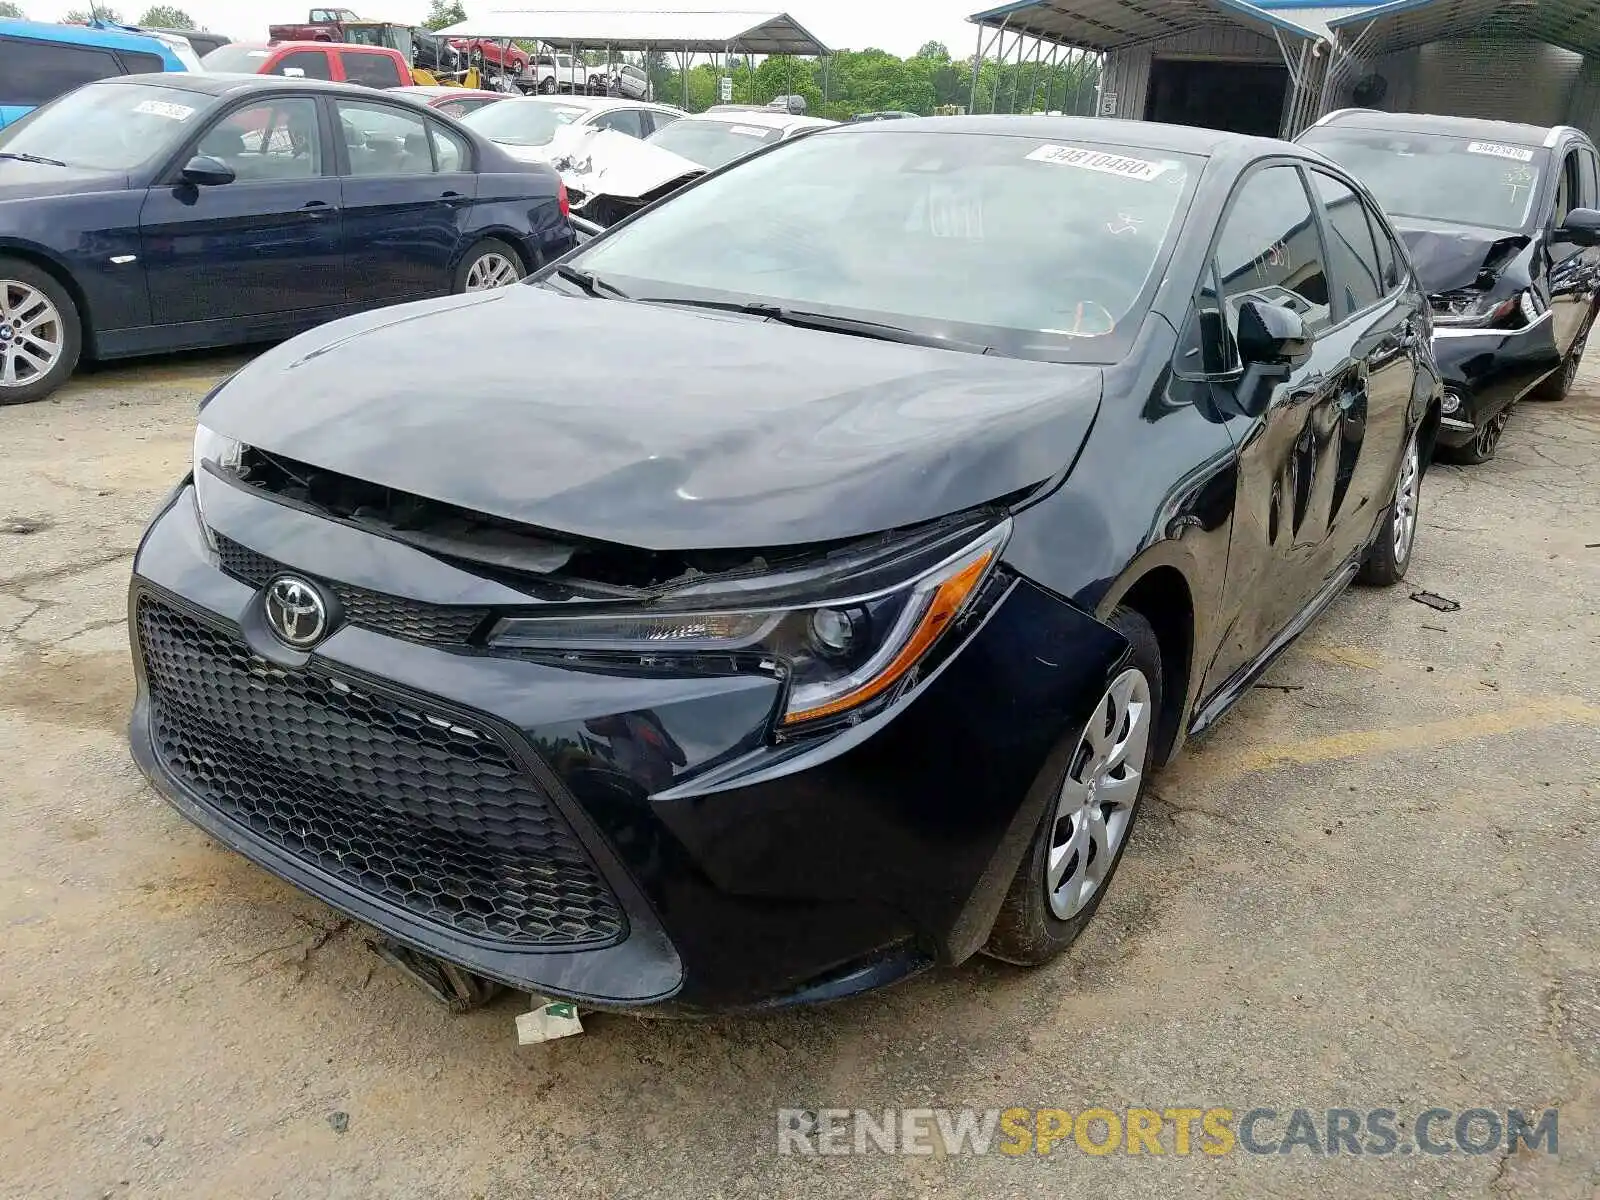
[1306,107,1571,148]
[0,16,183,55]
[395,85,499,97]
[838,114,1294,158]
[104,71,406,99]
[680,110,834,132]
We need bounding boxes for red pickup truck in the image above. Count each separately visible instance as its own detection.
[201,40,412,88]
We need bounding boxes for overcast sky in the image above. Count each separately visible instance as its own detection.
[16,1,992,57]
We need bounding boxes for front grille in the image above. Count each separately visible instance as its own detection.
[137,594,625,947]
[214,535,490,646]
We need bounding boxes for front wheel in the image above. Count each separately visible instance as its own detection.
[1437,405,1509,466]
[537,76,557,94]
[453,239,525,293]
[1357,426,1420,586]
[983,608,1161,966]
[0,258,82,406]
[1534,314,1592,401]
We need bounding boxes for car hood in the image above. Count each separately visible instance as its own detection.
[202,287,1104,551]
[558,126,703,201]
[1393,218,1532,294]
[0,162,128,201]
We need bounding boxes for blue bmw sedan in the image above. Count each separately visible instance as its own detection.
[0,73,575,404]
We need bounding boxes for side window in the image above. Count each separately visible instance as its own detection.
[337,100,433,176]
[117,50,167,74]
[1310,171,1385,316]
[0,38,123,106]
[1370,211,1402,293]
[646,109,680,133]
[194,98,323,181]
[1214,164,1331,334]
[1554,148,1580,225]
[592,108,644,139]
[1579,146,1599,210]
[273,50,331,80]
[429,121,470,172]
[340,50,405,88]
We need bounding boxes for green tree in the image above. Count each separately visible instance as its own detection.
[65,5,122,20]
[0,2,25,17]
[421,0,466,32]
[138,5,194,26]
[914,41,950,61]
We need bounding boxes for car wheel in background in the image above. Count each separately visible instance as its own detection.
[983,608,1161,966]
[1357,426,1421,585]
[1438,405,1510,466]
[537,76,557,94]
[454,240,525,293]
[1534,315,1592,401]
[0,257,82,406]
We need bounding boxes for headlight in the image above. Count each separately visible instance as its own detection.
[192,423,243,548]
[488,520,1010,729]
[1430,288,1535,328]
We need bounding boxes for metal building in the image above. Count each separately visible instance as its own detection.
[967,0,1600,140]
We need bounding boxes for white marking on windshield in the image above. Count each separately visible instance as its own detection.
[134,99,197,121]
[1025,144,1176,181]
[1466,141,1535,162]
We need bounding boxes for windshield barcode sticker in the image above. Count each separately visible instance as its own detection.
[1466,141,1534,162]
[134,99,196,121]
[1026,144,1174,181]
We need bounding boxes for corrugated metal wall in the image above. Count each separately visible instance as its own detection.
[1100,23,1284,121]
[1411,40,1581,125]
[1565,55,1600,141]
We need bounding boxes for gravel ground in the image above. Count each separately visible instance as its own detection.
[0,347,1596,1199]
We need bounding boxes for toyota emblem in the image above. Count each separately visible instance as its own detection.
[263,576,329,648]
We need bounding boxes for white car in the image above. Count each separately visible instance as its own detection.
[458,96,685,165]
[591,61,649,99]
[560,110,837,229]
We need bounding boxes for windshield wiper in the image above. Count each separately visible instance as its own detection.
[0,152,69,167]
[552,263,630,299]
[630,296,991,353]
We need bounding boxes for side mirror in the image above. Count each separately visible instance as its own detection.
[1236,299,1311,368]
[1556,206,1600,246]
[180,155,235,186]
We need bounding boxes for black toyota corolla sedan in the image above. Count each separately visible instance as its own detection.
[1300,109,1600,463]
[128,117,1442,1016]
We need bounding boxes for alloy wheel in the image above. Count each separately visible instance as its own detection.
[464,253,521,291]
[0,280,64,390]
[1474,409,1509,461]
[1046,667,1152,921]
[1393,431,1420,562]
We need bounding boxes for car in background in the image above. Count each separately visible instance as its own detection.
[848,111,919,123]
[393,85,507,119]
[1300,110,1600,463]
[149,27,232,58]
[449,37,529,78]
[129,117,1440,1017]
[561,109,835,228]
[526,52,589,95]
[201,41,412,90]
[459,95,684,165]
[0,18,196,128]
[0,73,574,404]
[595,61,649,99]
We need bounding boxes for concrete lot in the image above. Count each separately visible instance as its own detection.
[0,348,1596,1200]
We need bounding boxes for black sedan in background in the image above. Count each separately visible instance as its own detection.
[129,118,1441,1016]
[1301,110,1600,463]
[0,73,574,404]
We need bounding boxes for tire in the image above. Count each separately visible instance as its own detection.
[0,257,82,406]
[982,608,1162,967]
[1357,424,1421,586]
[1436,404,1510,466]
[537,76,557,95]
[1533,313,1592,401]
[452,239,526,294]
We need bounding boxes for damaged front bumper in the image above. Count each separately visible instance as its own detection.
[127,482,1126,1015]
[1431,311,1561,445]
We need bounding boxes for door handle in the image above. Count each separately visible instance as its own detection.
[302,200,332,217]
[441,190,470,206]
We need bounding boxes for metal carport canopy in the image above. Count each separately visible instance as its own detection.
[1327,0,1600,58]
[965,0,1324,51]
[435,9,830,55]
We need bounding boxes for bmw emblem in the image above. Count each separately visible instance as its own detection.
[263,575,330,649]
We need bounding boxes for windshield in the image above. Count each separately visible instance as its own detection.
[462,100,585,146]
[571,131,1197,361]
[647,119,784,169]
[0,81,212,170]
[1300,129,1546,231]
[201,44,272,72]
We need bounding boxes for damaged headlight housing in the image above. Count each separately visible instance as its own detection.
[191,423,243,548]
[1430,287,1543,328]
[489,520,1011,730]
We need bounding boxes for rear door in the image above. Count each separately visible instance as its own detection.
[1305,168,1420,571]
[141,94,343,326]
[1197,162,1356,692]
[333,96,470,304]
